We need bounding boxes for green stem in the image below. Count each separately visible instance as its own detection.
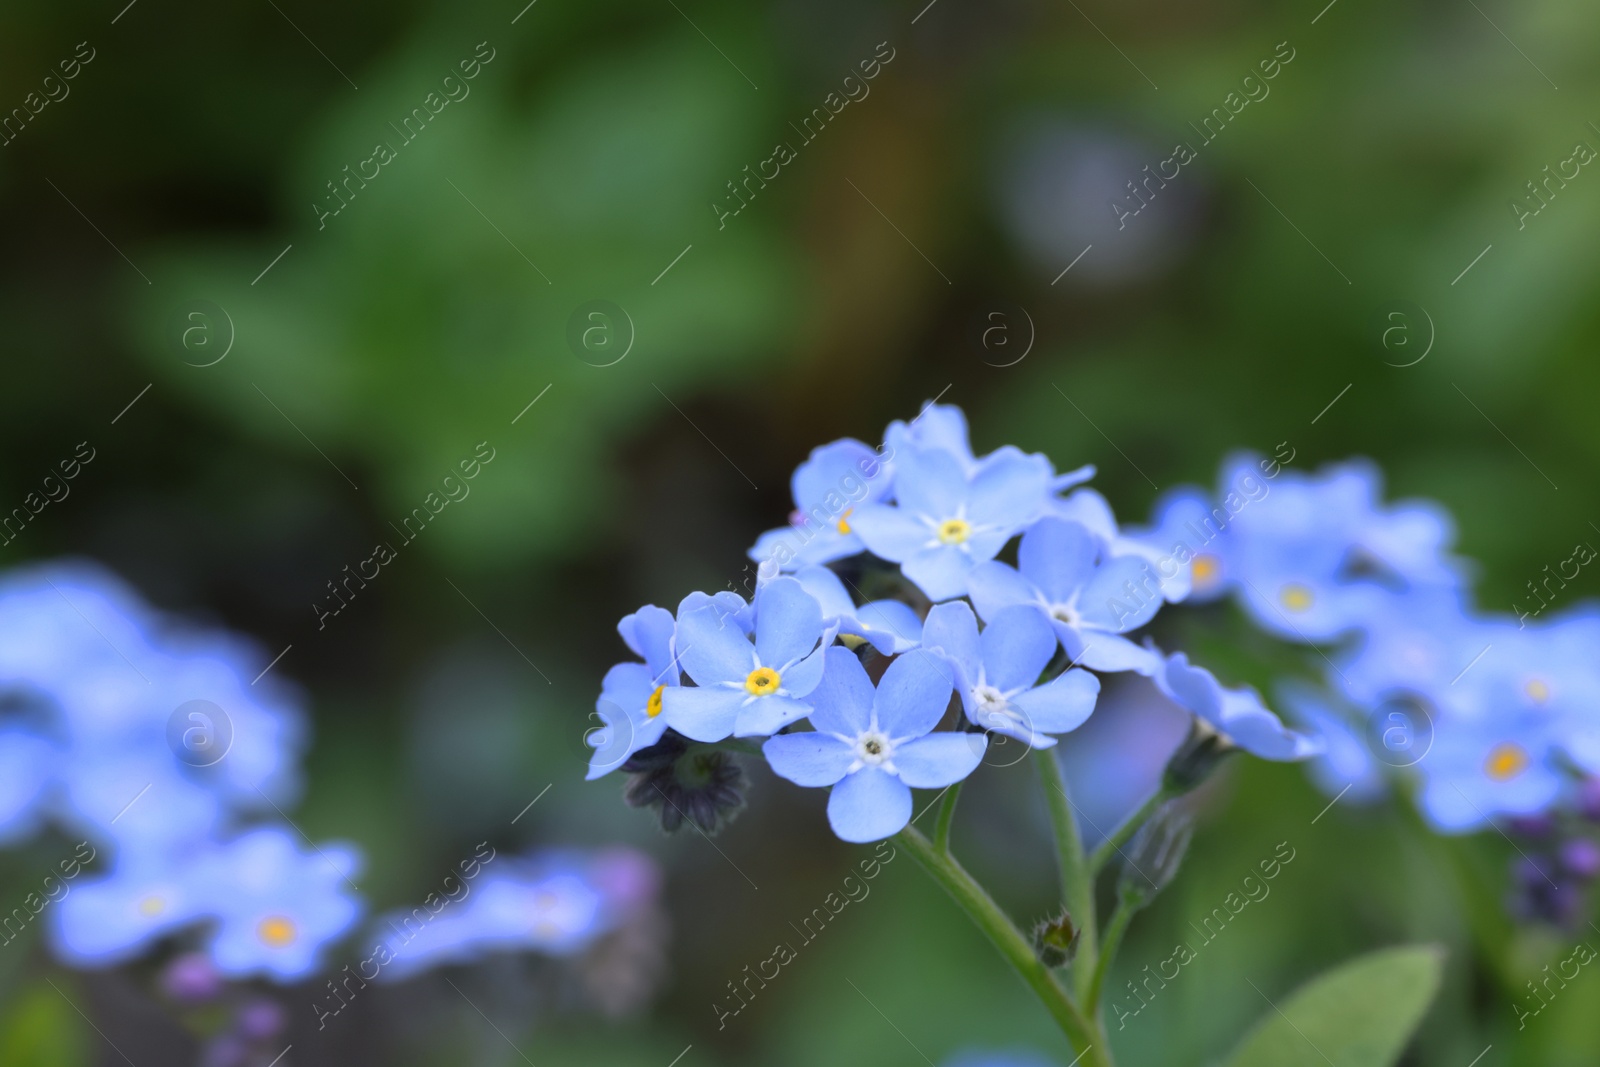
[896,826,1114,1067]
[1033,749,1099,1000]
[934,783,962,855]
[1089,786,1173,875]
[1087,893,1138,1015]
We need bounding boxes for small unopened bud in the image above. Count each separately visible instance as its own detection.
[1032,911,1078,968]
[623,733,748,835]
[1162,718,1236,794]
[1117,804,1193,908]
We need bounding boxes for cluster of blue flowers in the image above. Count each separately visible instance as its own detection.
[0,563,360,980]
[1128,455,1600,838]
[588,405,1320,844]
[0,562,663,1008]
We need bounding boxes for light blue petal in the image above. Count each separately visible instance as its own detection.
[617,605,675,680]
[892,448,969,519]
[850,505,932,563]
[1076,555,1162,633]
[826,767,913,843]
[1010,669,1100,736]
[764,733,856,786]
[981,606,1057,691]
[735,694,817,737]
[902,545,975,602]
[966,448,1051,530]
[674,601,757,686]
[893,733,986,788]
[599,662,657,714]
[1058,628,1162,675]
[658,686,745,743]
[754,577,823,668]
[920,601,981,680]
[792,566,856,620]
[884,405,975,471]
[874,649,957,738]
[677,590,752,633]
[1049,488,1121,546]
[805,646,876,736]
[794,439,887,510]
[965,561,1039,622]
[781,636,832,697]
[853,600,923,654]
[1018,518,1098,603]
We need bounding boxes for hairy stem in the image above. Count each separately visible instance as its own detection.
[896,825,1114,1067]
[1033,749,1099,1000]
[1089,786,1173,876]
[934,783,962,855]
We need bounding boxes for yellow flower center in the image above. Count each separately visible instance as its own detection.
[745,667,781,696]
[1192,554,1221,585]
[836,508,854,535]
[1484,742,1529,782]
[257,915,297,947]
[937,518,971,545]
[1279,583,1314,612]
[1525,678,1550,704]
[646,684,665,718]
[137,895,166,918]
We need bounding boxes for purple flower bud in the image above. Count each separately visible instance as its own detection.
[1562,839,1600,880]
[160,953,223,1004]
[1579,779,1600,822]
[1508,814,1555,838]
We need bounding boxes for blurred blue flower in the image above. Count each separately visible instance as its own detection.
[379,847,659,980]
[0,728,55,846]
[852,447,1053,601]
[922,601,1099,748]
[966,517,1163,674]
[764,648,983,842]
[1155,652,1321,761]
[198,827,363,982]
[661,577,831,741]
[1277,684,1386,803]
[1223,458,1463,641]
[1414,710,1562,832]
[587,605,681,780]
[793,565,921,656]
[749,439,893,572]
[52,851,209,968]
[1122,487,1236,603]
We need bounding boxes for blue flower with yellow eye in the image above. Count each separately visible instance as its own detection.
[1123,487,1237,603]
[52,851,209,968]
[966,517,1164,675]
[749,439,894,573]
[1155,652,1321,761]
[1414,712,1562,833]
[922,601,1099,748]
[197,827,363,982]
[793,565,922,656]
[1223,457,1463,642]
[660,578,831,741]
[587,605,682,780]
[850,446,1053,602]
[764,648,985,842]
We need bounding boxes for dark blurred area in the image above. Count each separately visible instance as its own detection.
[1,0,1597,1063]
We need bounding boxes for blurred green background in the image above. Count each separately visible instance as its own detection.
[1,0,1597,1062]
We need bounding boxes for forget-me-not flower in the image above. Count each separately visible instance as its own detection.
[196,827,363,982]
[660,577,831,741]
[764,648,985,842]
[966,517,1163,675]
[851,446,1053,602]
[749,439,894,572]
[921,601,1099,748]
[52,851,209,968]
[588,605,682,780]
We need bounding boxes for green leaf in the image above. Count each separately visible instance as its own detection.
[0,982,89,1067]
[1221,945,1445,1067]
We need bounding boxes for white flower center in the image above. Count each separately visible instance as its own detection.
[855,729,894,765]
[972,684,1022,727]
[1049,603,1081,628]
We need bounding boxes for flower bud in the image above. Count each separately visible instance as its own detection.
[623,734,748,835]
[1117,804,1192,907]
[1032,911,1077,968]
[1162,717,1237,794]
